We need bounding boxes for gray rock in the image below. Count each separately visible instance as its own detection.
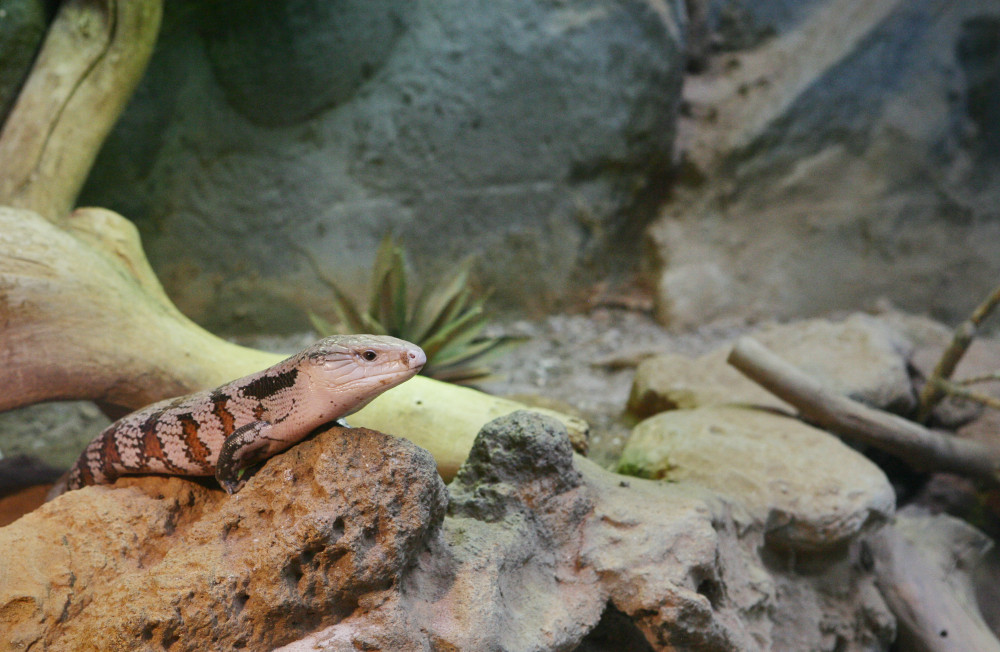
[448,410,582,521]
[80,0,686,333]
[650,0,1000,329]
[619,405,896,552]
[281,411,894,651]
[0,401,110,471]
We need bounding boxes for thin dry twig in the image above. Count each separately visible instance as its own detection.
[930,378,1000,412]
[917,284,1000,422]
[954,372,1000,386]
[727,337,1000,484]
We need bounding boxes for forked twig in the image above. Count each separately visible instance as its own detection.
[916,285,1000,422]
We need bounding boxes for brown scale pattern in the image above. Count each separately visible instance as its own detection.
[56,334,424,495]
[65,364,307,491]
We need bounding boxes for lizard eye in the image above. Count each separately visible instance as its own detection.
[362,349,378,361]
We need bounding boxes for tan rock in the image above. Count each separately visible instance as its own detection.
[628,313,916,418]
[628,348,788,416]
[0,426,446,651]
[618,405,895,551]
[2,412,897,651]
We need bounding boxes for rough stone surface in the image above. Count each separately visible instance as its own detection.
[79,0,685,333]
[618,405,896,552]
[649,0,1000,328]
[280,411,894,651]
[628,313,917,418]
[0,410,900,651]
[0,426,447,651]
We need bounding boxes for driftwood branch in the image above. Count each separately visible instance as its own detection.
[727,337,1000,484]
[0,0,162,222]
[871,509,1000,652]
[916,284,1000,422]
[0,208,587,480]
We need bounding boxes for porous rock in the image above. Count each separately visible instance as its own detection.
[618,405,896,551]
[628,313,916,418]
[0,426,447,650]
[281,411,895,651]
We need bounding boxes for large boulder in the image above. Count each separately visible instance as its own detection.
[79,0,686,333]
[618,405,896,552]
[0,426,447,650]
[649,0,1000,328]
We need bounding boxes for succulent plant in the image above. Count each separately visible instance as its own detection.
[306,235,519,385]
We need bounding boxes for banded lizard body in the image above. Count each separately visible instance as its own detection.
[52,335,425,497]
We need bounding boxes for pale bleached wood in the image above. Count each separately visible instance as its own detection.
[0,207,279,411]
[0,207,587,480]
[0,0,162,222]
[871,510,1000,652]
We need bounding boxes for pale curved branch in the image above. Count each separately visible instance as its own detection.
[0,207,587,479]
[0,0,163,222]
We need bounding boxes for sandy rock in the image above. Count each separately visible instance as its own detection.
[618,405,895,551]
[628,313,916,418]
[654,262,738,331]
[0,426,446,651]
[628,348,787,416]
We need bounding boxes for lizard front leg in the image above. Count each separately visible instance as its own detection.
[216,421,281,494]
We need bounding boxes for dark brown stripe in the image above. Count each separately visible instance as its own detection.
[240,369,298,400]
[102,429,125,481]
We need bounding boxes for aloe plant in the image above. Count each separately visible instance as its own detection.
[306,235,519,385]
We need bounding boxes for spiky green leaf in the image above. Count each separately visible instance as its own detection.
[418,303,487,361]
[410,258,476,343]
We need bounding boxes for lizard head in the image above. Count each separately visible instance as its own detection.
[301,334,426,418]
